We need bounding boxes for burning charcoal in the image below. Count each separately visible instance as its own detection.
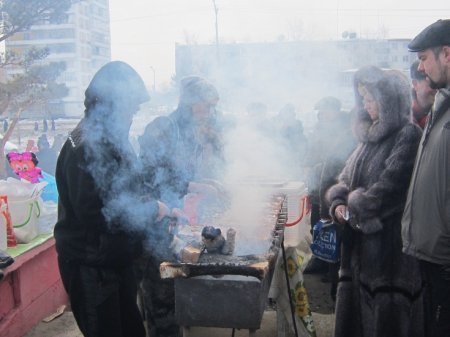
[201,226,225,253]
[221,228,236,255]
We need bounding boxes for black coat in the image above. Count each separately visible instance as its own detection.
[169,105,224,181]
[305,111,356,220]
[54,122,159,268]
[55,61,156,269]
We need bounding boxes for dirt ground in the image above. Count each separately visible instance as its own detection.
[23,273,335,337]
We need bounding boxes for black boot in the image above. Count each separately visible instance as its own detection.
[0,250,14,269]
[330,281,337,302]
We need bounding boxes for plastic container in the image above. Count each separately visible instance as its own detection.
[276,181,311,248]
[183,193,201,224]
[0,195,17,247]
[0,201,7,250]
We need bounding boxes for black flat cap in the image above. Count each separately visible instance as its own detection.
[408,19,450,52]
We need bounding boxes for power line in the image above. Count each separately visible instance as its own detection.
[111,7,450,23]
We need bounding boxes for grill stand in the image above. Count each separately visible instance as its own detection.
[174,274,272,337]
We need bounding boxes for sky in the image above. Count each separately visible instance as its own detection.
[108,0,450,90]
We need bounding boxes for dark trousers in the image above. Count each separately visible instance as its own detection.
[137,256,180,337]
[58,258,146,337]
[420,260,450,337]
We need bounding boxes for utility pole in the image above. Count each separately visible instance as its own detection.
[149,66,156,92]
[212,0,219,62]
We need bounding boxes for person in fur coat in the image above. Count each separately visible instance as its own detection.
[326,68,424,337]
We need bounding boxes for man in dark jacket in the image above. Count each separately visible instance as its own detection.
[35,134,58,175]
[402,19,450,337]
[135,77,224,337]
[54,61,169,337]
[304,96,356,301]
[169,76,224,183]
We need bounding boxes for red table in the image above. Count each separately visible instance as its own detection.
[0,234,68,337]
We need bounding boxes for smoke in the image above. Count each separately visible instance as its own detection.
[78,57,357,260]
[215,111,306,254]
[222,113,299,184]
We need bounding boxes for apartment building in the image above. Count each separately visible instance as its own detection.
[5,0,111,117]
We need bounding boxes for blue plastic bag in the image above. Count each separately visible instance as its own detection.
[310,219,340,263]
[41,171,58,203]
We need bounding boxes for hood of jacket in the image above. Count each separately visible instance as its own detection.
[354,70,412,143]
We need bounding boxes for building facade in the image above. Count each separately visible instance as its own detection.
[5,0,111,117]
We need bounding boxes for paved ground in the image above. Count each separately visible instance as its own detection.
[24,274,335,337]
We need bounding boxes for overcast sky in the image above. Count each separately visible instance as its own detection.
[109,0,450,89]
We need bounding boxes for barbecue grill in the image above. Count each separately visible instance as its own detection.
[160,194,287,336]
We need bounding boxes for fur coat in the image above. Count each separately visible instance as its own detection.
[326,70,424,337]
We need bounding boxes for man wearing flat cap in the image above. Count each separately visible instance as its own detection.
[402,19,450,337]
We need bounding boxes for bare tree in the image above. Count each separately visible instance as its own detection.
[0,0,73,43]
[0,0,72,178]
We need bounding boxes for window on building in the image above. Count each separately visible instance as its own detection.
[48,43,76,54]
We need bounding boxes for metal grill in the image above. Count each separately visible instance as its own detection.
[160,195,287,335]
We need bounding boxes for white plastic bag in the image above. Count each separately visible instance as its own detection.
[0,178,46,243]
[9,196,41,243]
[37,200,57,235]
